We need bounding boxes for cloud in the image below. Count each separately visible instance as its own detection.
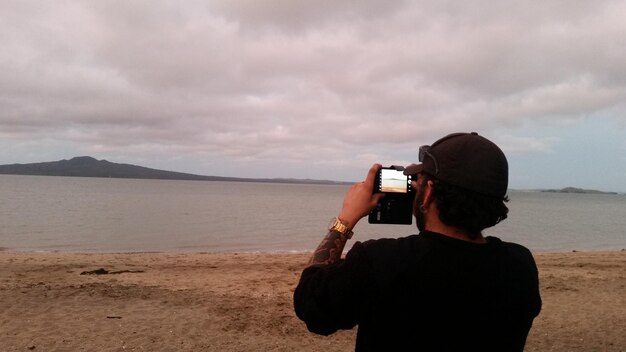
[1,0,625,184]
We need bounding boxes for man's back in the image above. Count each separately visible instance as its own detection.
[294,231,541,351]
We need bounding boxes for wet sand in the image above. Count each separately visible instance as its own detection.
[1,250,624,351]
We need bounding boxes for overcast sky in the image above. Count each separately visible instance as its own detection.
[1,1,625,192]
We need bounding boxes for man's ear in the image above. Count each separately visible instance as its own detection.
[422,180,435,209]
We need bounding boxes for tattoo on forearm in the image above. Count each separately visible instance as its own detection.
[308,230,349,266]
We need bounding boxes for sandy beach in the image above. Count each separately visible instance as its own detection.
[1,250,624,351]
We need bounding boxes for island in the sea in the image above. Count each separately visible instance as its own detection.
[0,156,352,185]
[541,187,618,195]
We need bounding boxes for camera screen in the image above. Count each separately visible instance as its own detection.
[380,169,409,193]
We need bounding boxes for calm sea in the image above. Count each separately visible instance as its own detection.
[1,175,624,253]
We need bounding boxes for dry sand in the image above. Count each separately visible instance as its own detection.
[1,250,624,351]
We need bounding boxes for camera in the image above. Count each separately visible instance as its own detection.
[368,166,415,225]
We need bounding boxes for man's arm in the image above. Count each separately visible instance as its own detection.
[296,164,383,335]
[308,230,350,265]
[307,164,384,266]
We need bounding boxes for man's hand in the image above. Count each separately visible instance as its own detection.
[338,164,386,230]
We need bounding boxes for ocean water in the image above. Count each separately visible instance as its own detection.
[1,175,624,253]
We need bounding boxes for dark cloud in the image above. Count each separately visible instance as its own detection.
[207,0,408,32]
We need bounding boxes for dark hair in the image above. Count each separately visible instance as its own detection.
[421,174,509,239]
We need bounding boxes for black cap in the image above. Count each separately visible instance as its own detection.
[404,132,508,198]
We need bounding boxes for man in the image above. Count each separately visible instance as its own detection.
[294,132,541,351]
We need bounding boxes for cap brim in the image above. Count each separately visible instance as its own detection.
[403,163,423,175]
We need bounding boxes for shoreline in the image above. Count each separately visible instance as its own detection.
[0,247,626,255]
[1,250,624,351]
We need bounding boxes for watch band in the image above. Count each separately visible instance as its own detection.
[328,217,354,239]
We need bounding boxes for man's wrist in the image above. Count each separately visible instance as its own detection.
[328,217,354,239]
[337,210,364,231]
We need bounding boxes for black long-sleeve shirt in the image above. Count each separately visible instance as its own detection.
[294,231,541,351]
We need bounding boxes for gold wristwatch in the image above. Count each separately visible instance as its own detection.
[328,217,354,239]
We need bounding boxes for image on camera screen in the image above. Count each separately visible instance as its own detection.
[380,169,408,193]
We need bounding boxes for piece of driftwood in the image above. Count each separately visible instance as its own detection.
[80,268,144,275]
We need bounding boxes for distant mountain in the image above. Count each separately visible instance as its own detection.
[0,156,351,185]
[541,187,618,195]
